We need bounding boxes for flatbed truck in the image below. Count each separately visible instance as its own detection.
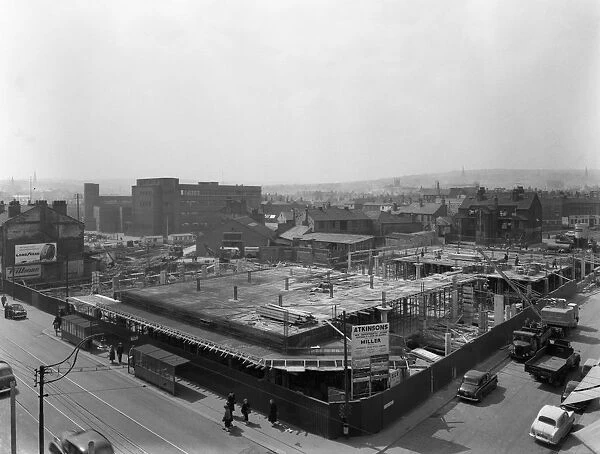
[524,339,580,386]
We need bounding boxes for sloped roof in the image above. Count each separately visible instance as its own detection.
[230,216,276,240]
[393,202,444,216]
[308,207,371,221]
[459,192,537,211]
[365,211,415,224]
[279,225,311,241]
[301,232,374,245]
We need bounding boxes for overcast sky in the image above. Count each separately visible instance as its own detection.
[1,0,599,185]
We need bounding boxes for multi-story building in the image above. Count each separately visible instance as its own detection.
[539,191,600,227]
[455,186,542,245]
[296,206,373,235]
[84,183,133,233]
[131,178,261,236]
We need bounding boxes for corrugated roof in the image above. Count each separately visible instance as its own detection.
[308,207,371,221]
[300,232,374,245]
[393,202,444,216]
[279,225,311,241]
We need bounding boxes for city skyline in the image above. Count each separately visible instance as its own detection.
[2,0,599,185]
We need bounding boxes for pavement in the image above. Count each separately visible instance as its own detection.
[2,292,510,454]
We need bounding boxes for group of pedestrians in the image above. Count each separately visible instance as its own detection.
[109,342,124,364]
[222,393,278,431]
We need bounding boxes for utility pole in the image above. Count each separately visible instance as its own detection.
[65,254,69,299]
[38,366,45,454]
[76,193,80,222]
[343,310,349,436]
[10,380,17,454]
[37,334,104,454]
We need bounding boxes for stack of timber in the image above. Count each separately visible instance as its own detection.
[422,322,481,354]
[257,303,316,325]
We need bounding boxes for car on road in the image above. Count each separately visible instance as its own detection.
[456,369,498,402]
[4,303,27,320]
[529,404,575,445]
[0,361,16,395]
[48,429,114,454]
[561,380,589,412]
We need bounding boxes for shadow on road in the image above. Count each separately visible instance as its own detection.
[475,385,507,407]
[575,325,597,333]
[175,382,207,403]
[568,332,600,345]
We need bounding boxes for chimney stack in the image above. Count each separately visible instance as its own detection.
[0,201,5,215]
[52,200,68,216]
[8,200,21,218]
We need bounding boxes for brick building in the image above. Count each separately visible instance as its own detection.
[84,183,133,233]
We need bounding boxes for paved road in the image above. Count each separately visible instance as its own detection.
[382,290,600,454]
[0,300,273,454]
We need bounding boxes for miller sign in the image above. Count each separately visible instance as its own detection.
[351,322,389,359]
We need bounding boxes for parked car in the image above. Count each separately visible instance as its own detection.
[456,369,498,402]
[4,303,27,320]
[529,405,575,445]
[561,380,589,412]
[48,429,114,454]
[0,361,17,395]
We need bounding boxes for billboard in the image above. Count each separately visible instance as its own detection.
[12,264,42,278]
[15,243,57,264]
[351,322,389,359]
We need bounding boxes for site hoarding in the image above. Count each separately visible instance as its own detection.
[15,243,57,264]
[351,323,390,399]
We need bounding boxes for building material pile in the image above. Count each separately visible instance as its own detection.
[257,303,316,325]
[422,322,481,354]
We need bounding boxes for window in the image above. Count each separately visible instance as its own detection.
[340,220,348,231]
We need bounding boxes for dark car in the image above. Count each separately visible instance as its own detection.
[457,369,498,402]
[48,429,114,454]
[561,380,589,412]
[0,361,17,395]
[4,303,27,320]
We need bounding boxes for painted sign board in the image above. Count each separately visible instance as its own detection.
[15,243,57,264]
[12,264,42,278]
[351,323,389,359]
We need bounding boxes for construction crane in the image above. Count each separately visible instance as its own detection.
[476,248,542,319]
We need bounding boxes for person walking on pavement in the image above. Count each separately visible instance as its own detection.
[227,392,236,416]
[222,404,233,431]
[1,295,6,308]
[268,399,278,425]
[53,314,62,335]
[241,398,250,423]
[116,342,124,364]
[109,345,116,364]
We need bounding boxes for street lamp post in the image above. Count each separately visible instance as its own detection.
[36,333,104,454]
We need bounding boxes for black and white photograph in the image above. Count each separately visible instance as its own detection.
[1,0,599,453]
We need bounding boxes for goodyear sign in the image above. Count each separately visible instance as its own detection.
[351,323,389,359]
[15,243,57,264]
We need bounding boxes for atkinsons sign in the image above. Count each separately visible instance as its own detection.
[351,322,390,398]
[351,322,389,359]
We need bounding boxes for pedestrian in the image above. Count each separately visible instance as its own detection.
[241,398,250,423]
[53,315,61,335]
[1,295,6,308]
[227,392,236,416]
[268,399,278,425]
[116,342,124,363]
[514,256,519,266]
[109,345,116,364]
[222,404,233,431]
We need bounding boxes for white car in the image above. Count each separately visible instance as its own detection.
[529,405,574,445]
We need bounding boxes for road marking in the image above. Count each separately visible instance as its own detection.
[3,336,189,454]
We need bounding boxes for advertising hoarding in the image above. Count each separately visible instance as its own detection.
[351,323,390,399]
[12,264,42,278]
[15,243,57,264]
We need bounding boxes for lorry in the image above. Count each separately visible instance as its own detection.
[510,322,560,361]
[540,299,579,335]
[524,339,580,386]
